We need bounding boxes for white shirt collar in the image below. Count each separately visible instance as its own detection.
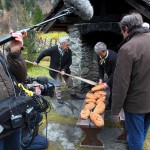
[100,50,109,59]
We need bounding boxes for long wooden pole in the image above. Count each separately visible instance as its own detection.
[25,60,97,86]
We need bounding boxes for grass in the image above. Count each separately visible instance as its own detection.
[41,99,77,126]
[144,130,150,150]
[27,60,50,77]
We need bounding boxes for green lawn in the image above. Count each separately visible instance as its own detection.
[27,60,50,77]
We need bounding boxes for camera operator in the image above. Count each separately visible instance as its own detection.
[0,30,27,150]
[21,78,51,150]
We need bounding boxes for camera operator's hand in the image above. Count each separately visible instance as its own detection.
[10,30,27,53]
[60,71,65,76]
[33,62,38,66]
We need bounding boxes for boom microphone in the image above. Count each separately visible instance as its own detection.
[63,0,93,20]
[0,0,93,45]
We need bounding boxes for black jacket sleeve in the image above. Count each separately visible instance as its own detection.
[97,56,104,80]
[107,55,117,88]
[61,50,72,72]
[36,47,53,63]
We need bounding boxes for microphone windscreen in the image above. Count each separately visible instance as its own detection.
[63,0,94,20]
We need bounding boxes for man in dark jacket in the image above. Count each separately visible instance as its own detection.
[34,36,82,104]
[0,31,27,149]
[94,42,117,110]
[111,12,150,150]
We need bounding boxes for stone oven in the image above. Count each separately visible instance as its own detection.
[40,0,150,92]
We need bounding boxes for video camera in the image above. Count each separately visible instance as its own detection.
[24,76,57,98]
[0,76,58,139]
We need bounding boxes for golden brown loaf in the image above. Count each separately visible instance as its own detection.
[84,98,96,104]
[99,91,107,96]
[91,84,104,92]
[86,93,97,100]
[93,101,105,114]
[90,112,104,127]
[80,109,90,119]
[84,103,95,110]
[96,96,106,104]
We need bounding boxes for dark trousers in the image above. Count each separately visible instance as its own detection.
[125,111,150,150]
[0,129,22,150]
[53,73,75,99]
[108,89,112,108]
[22,135,48,150]
[21,113,48,150]
[106,88,112,109]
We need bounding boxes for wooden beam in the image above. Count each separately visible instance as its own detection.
[74,22,120,35]
[124,0,150,20]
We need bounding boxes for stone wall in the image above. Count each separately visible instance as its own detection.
[68,25,99,92]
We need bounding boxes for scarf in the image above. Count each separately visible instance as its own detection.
[99,50,109,65]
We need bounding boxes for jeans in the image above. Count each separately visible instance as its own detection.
[125,111,150,150]
[22,113,48,150]
[22,135,48,150]
[0,129,22,150]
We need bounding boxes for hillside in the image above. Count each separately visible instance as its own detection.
[0,0,52,34]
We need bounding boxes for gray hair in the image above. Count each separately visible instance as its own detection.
[59,36,70,44]
[94,42,107,54]
[120,12,143,32]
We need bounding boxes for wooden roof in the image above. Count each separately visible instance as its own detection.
[40,0,150,33]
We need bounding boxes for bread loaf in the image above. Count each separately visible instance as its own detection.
[91,84,104,92]
[86,93,97,100]
[96,96,106,104]
[93,101,105,114]
[84,102,95,110]
[90,112,104,127]
[84,98,96,104]
[80,109,90,119]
